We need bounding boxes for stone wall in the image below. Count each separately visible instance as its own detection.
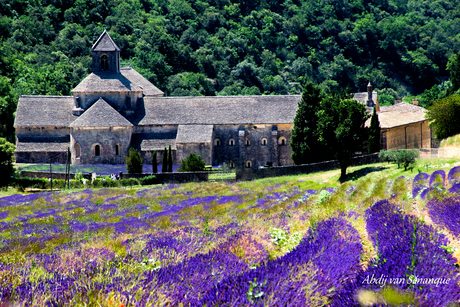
[212,124,294,169]
[236,153,380,181]
[16,152,68,164]
[20,170,79,180]
[177,143,212,165]
[384,121,431,150]
[71,126,132,164]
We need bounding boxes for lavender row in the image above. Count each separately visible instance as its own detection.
[333,200,460,306]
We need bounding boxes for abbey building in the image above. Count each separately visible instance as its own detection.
[14,30,299,169]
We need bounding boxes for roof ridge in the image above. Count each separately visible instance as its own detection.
[92,29,121,52]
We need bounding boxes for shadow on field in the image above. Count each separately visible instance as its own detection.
[340,166,387,183]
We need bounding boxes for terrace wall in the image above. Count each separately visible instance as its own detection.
[236,153,380,181]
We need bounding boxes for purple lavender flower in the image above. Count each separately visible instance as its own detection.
[429,170,446,188]
[447,166,460,185]
[412,173,429,198]
[200,217,362,306]
[333,200,460,306]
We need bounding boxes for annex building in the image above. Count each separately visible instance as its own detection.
[14,30,433,169]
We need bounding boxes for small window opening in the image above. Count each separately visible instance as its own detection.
[115,144,120,156]
[246,139,250,146]
[31,157,35,163]
[75,143,81,157]
[95,144,101,157]
[246,160,252,168]
[214,139,221,146]
[229,161,235,168]
[261,138,267,146]
[278,137,287,146]
[101,54,109,70]
[229,138,235,146]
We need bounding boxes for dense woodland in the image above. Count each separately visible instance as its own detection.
[2,0,460,142]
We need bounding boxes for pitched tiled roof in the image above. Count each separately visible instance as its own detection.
[376,102,427,129]
[72,68,163,96]
[176,125,214,143]
[136,95,301,125]
[131,133,177,151]
[70,98,133,128]
[16,139,69,152]
[14,96,78,128]
[92,30,120,52]
[353,92,378,105]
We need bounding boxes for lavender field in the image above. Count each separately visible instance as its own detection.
[1,162,460,306]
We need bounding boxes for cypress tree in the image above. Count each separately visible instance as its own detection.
[162,147,168,173]
[152,150,157,173]
[168,144,173,172]
[368,106,381,153]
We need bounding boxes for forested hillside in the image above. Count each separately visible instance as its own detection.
[2,0,460,142]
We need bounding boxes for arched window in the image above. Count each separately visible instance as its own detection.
[229,161,235,168]
[94,144,101,157]
[246,160,252,168]
[214,138,221,146]
[261,138,267,146]
[278,137,287,146]
[115,144,120,156]
[30,157,35,163]
[75,143,81,158]
[229,138,235,146]
[101,54,109,70]
[246,138,250,146]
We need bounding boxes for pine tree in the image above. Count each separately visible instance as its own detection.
[126,148,143,174]
[291,82,329,164]
[368,107,381,153]
[168,144,173,172]
[162,147,168,173]
[152,150,158,173]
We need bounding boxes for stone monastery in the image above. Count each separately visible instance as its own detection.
[14,30,433,169]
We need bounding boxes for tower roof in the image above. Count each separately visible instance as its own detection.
[92,29,121,52]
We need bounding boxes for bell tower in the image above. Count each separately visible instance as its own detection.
[91,29,120,74]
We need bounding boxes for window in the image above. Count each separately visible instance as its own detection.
[261,138,267,146]
[246,160,252,168]
[101,54,109,70]
[278,137,287,146]
[94,144,101,157]
[75,143,81,158]
[246,138,250,146]
[115,144,120,156]
[229,161,235,168]
[229,138,235,146]
[30,157,34,163]
[214,138,221,146]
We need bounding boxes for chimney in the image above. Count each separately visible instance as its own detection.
[367,81,374,107]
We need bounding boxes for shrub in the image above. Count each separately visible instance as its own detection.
[139,175,158,186]
[13,177,48,190]
[378,149,419,171]
[119,178,141,187]
[178,153,206,172]
[126,148,143,174]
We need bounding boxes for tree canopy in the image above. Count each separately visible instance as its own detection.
[0,138,15,186]
[317,96,370,179]
[426,94,460,140]
[2,0,460,141]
